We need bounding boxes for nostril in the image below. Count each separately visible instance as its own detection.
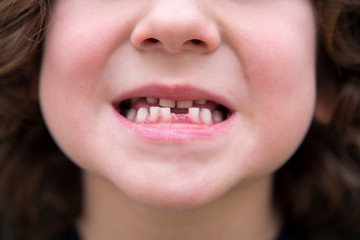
[184,39,207,50]
[190,39,205,46]
[138,38,210,52]
[146,38,160,43]
[141,38,161,48]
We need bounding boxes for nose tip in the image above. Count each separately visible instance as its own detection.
[130,1,220,54]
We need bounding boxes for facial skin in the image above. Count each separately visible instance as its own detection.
[40,0,317,212]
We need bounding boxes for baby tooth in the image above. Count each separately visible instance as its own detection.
[200,108,212,125]
[189,108,200,123]
[131,97,140,104]
[149,107,160,122]
[146,97,158,104]
[177,100,193,108]
[159,99,176,108]
[160,108,171,121]
[213,110,223,123]
[195,99,207,105]
[135,108,148,123]
[126,109,137,121]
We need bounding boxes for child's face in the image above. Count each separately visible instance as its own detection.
[40,0,316,209]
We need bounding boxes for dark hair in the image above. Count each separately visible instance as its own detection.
[0,0,359,239]
[275,1,360,239]
[0,1,81,239]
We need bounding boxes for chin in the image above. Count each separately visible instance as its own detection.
[126,184,226,211]
[101,167,235,211]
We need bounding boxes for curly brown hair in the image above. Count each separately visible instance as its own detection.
[275,0,360,239]
[0,0,359,239]
[0,1,81,239]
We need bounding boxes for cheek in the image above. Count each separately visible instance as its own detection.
[251,53,316,173]
[230,12,317,172]
[38,19,107,168]
[44,17,110,84]
[41,0,137,95]
[224,2,317,122]
[38,2,130,131]
[39,35,99,137]
[247,8,316,122]
[248,30,316,130]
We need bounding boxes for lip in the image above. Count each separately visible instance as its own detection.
[111,83,237,142]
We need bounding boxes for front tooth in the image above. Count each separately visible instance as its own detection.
[159,99,176,108]
[135,108,148,123]
[149,107,160,122]
[160,108,171,122]
[189,108,200,123]
[200,108,212,124]
[177,100,193,108]
[213,110,223,123]
[146,97,158,104]
[195,99,207,105]
[126,109,137,121]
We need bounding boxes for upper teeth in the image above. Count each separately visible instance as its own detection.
[159,98,176,108]
[195,99,207,105]
[146,97,158,104]
[155,98,207,108]
[176,100,193,108]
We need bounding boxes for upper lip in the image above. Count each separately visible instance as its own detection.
[111,83,235,111]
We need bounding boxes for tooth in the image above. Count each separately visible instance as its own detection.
[189,108,200,123]
[131,97,140,104]
[160,107,171,122]
[126,109,137,121]
[177,100,193,108]
[213,110,223,123]
[195,99,207,105]
[135,108,148,123]
[146,97,158,104]
[200,108,212,124]
[159,99,176,108]
[149,107,160,122]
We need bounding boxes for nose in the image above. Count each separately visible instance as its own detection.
[131,0,220,54]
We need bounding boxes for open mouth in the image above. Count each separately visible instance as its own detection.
[115,97,230,125]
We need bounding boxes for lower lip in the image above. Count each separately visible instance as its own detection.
[112,108,237,142]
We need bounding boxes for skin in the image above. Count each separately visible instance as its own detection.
[39,0,317,239]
